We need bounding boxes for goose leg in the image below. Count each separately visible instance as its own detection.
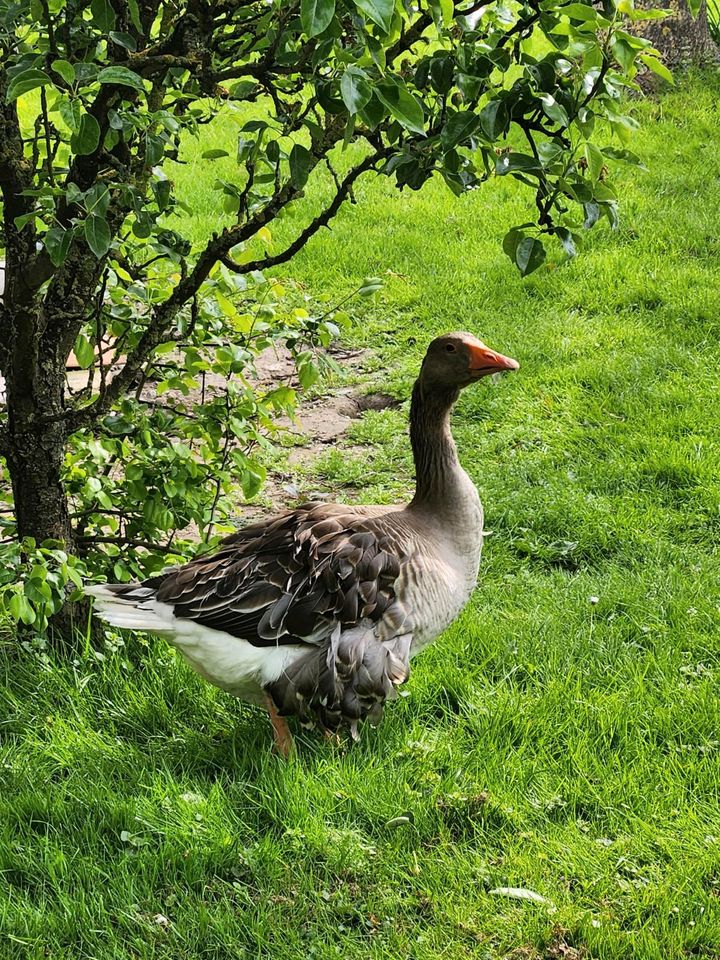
[265,695,294,758]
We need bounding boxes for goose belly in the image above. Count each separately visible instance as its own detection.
[159,606,307,704]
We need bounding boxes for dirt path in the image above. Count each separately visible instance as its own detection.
[239,343,400,522]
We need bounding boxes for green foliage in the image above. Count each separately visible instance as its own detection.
[1,0,663,284]
[0,271,362,629]
[62,271,357,583]
[0,539,85,632]
[0,0,665,614]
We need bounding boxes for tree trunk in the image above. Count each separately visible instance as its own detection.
[5,393,72,548]
[2,294,86,646]
[637,0,719,69]
[3,276,73,549]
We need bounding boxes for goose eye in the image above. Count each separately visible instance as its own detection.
[445,344,456,353]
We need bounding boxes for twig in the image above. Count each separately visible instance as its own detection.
[39,87,55,186]
[77,535,182,554]
[220,148,389,276]
[205,387,233,542]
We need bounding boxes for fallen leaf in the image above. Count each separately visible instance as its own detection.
[488,886,552,905]
[385,812,415,828]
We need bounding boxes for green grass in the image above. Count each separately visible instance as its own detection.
[3,74,720,959]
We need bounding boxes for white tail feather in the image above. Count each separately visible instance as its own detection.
[85,583,174,634]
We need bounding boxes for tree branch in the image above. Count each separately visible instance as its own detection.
[220,148,390,276]
[386,13,433,63]
[64,175,310,432]
[78,535,182,554]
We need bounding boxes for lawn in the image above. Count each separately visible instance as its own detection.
[2,73,720,960]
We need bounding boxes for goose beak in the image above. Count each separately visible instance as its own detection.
[468,343,519,377]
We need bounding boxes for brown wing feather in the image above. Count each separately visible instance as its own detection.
[146,503,404,649]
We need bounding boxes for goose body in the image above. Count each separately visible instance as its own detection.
[87,332,518,747]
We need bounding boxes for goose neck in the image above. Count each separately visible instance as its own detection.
[409,378,466,508]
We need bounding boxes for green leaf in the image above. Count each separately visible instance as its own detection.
[85,183,110,217]
[602,147,645,168]
[628,6,671,18]
[297,358,319,389]
[109,31,138,51]
[639,55,673,83]
[612,36,637,73]
[65,182,83,204]
[85,215,111,258]
[576,106,595,138]
[6,69,51,102]
[556,227,578,258]
[59,98,82,131]
[356,0,395,32]
[479,100,508,141]
[70,113,100,155]
[502,228,522,261]
[240,462,266,500]
[538,140,563,167]
[301,0,336,37]
[45,226,72,267]
[515,236,546,276]
[51,59,75,86]
[687,0,701,13]
[441,111,480,149]
[9,592,35,625]
[289,144,312,188]
[73,333,95,369]
[14,212,38,233]
[358,276,383,296]
[202,149,230,159]
[428,0,454,29]
[91,0,116,31]
[97,66,146,91]
[340,66,372,114]
[496,153,541,176]
[127,0,143,32]
[145,133,164,166]
[376,81,425,135]
[539,93,569,128]
[583,201,600,228]
[229,80,258,101]
[152,179,171,210]
[429,55,454,94]
[584,142,604,181]
[562,3,598,21]
[265,386,297,410]
[359,94,386,130]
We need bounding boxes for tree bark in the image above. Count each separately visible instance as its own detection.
[3,319,73,547]
[5,379,73,548]
[1,305,85,647]
[637,0,718,69]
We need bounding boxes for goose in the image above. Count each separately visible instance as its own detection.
[86,332,518,755]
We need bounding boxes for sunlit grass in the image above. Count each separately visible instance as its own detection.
[2,73,720,960]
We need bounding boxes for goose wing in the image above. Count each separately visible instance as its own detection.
[148,502,410,647]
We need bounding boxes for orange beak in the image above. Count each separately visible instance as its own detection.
[468,342,519,377]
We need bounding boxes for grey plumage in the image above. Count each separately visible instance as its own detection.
[88,332,518,743]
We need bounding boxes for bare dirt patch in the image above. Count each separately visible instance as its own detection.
[233,343,399,520]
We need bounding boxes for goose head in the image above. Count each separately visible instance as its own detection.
[419,331,519,390]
